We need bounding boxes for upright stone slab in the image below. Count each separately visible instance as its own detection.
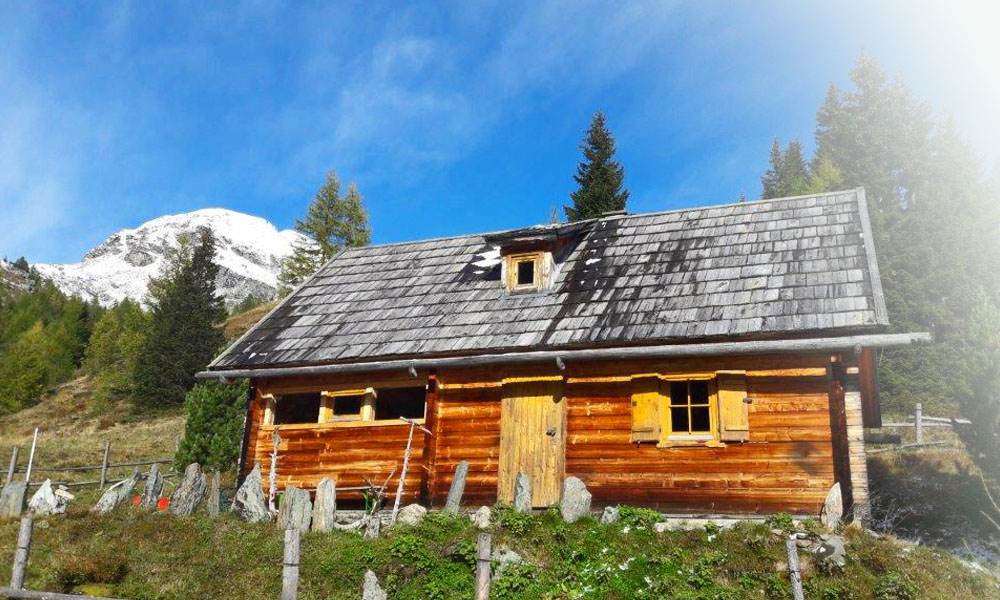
[514,472,532,513]
[821,482,843,528]
[232,464,272,523]
[362,570,387,600]
[364,513,382,539]
[600,506,621,525]
[29,479,68,515]
[92,468,141,515]
[169,463,207,517]
[443,461,469,514]
[0,481,27,518]
[207,470,221,517]
[471,505,492,529]
[560,476,592,523]
[311,478,337,532]
[278,485,312,532]
[140,463,164,509]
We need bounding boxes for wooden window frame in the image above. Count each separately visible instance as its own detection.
[506,252,543,293]
[260,381,427,431]
[627,373,725,448]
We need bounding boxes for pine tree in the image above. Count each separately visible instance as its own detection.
[760,138,838,199]
[564,112,630,222]
[279,172,371,289]
[0,322,50,414]
[85,299,149,407]
[175,379,249,471]
[133,228,227,407]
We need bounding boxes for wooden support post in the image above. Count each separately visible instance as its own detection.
[208,470,221,517]
[391,422,416,524]
[99,440,111,490]
[24,429,38,487]
[281,528,300,600]
[915,403,923,445]
[10,514,33,589]
[6,447,19,486]
[269,427,281,515]
[785,536,804,600]
[475,532,491,600]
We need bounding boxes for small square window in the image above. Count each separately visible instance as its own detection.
[516,260,535,286]
[668,380,712,435]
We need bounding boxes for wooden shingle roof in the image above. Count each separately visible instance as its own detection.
[210,188,888,370]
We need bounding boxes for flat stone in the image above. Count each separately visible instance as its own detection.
[655,518,741,532]
[814,534,846,567]
[169,463,207,517]
[470,505,491,529]
[92,468,141,515]
[140,463,164,509]
[821,482,843,528]
[0,482,27,518]
[311,478,337,532]
[514,472,531,514]
[232,464,272,523]
[559,477,592,523]
[443,461,469,514]
[278,485,312,532]
[364,513,382,539]
[362,570,387,600]
[600,506,621,525]
[491,549,523,578]
[29,479,67,515]
[396,503,427,527]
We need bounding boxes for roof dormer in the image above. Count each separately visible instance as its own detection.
[484,221,591,294]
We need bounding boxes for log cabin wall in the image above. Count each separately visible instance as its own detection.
[243,351,862,515]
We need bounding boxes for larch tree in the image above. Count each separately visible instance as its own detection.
[279,171,372,290]
[564,111,630,222]
[133,228,227,407]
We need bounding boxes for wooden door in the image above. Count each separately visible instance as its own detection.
[498,377,566,507]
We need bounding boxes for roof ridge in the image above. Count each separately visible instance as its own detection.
[344,189,862,254]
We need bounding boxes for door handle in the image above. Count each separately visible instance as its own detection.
[546,427,557,437]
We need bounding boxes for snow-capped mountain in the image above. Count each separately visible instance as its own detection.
[35,209,307,307]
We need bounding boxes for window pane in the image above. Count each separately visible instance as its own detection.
[374,387,426,420]
[669,381,688,406]
[334,395,363,416]
[690,380,709,405]
[691,406,711,432]
[517,260,535,285]
[274,393,321,424]
[670,406,689,433]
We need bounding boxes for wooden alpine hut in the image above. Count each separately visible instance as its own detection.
[200,188,930,520]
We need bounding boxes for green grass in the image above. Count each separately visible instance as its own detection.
[0,503,996,600]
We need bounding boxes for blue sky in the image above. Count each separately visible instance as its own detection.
[3,1,999,264]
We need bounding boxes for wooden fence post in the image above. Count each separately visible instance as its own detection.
[475,532,491,600]
[915,403,923,445]
[5,447,19,485]
[99,440,111,490]
[10,513,33,589]
[281,528,300,600]
[785,536,804,600]
[24,429,38,486]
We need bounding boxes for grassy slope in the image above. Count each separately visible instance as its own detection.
[0,505,996,600]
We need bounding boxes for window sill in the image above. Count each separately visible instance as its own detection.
[262,419,424,432]
[657,434,725,449]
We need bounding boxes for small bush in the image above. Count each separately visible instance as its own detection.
[495,504,533,536]
[764,512,795,533]
[175,379,249,471]
[54,554,128,592]
[617,505,662,529]
[875,572,918,600]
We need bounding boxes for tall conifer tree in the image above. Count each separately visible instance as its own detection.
[134,228,226,407]
[564,112,630,222]
[280,171,371,289]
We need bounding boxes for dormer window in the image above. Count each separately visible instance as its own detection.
[505,252,549,293]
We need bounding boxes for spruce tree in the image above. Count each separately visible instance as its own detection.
[280,171,372,289]
[564,111,630,222]
[133,228,226,407]
[761,138,838,199]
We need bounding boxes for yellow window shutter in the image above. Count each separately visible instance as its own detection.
[630,376,661,442]
[717,373,750,442]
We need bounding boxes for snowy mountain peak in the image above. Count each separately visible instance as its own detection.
[35,209,307,307]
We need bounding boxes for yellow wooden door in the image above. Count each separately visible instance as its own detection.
[498,377,566,507]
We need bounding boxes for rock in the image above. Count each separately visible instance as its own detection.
[140,463,164,509]
[0,482,27,518]
[362,570,387,600]
[396,503,427,527]
[92,468,141,515]
[814,534,846,567]
[29,479,67,515]
[600,506,621,524]
[443,461,469,514]
[654,522,670,533]
[821,482,843,528]
[278,485,312,532]
[207,470,221,517]
[796,538,811,548]
[514,472,532,513]
[169,463,207,517]
[364,513,382,539]
[311,478,337,532]
[232,464,272,523]
[559,477,592,523]
[491,549,523,578]
[656,517,739,532]
[471,505,491,529]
